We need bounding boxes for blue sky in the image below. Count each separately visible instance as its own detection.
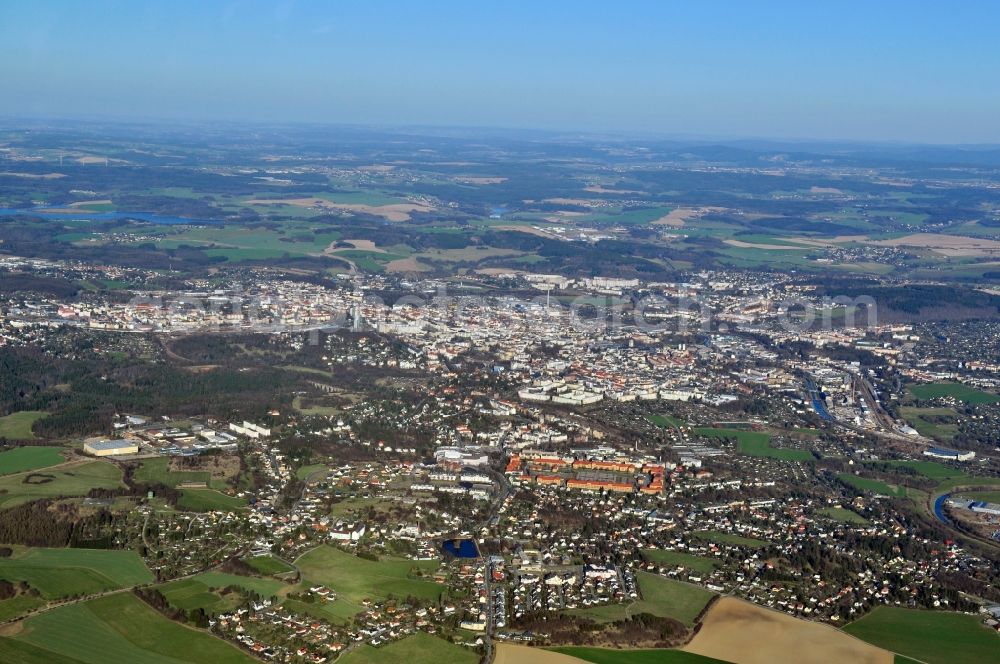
[2,1,999,143]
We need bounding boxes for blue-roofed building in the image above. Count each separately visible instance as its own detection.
[923,447,975,462]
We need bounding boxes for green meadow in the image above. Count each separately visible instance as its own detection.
[694,428,812,462]
[548,647,729,664]
[566,572,714,626]
[0,411,48,440]
[817,506,870,525]
[958,490,1000,503]
[0,460,124,509]
[646,414,685,428]
[0,547,153,599]
[0,446,65,475]
[293,545,443,621]
[158,571,286,613]
[133,457,227,490]
[244,555,295,576]
[909,382,1000,404]
[899,407,959,441]
[838,473,907,498]
[0,594,46,622]
[176,488,247,512]
[642,549,720,575]
[339,632,479,664]
[295,463,329,480]
[844,606,999,664]
[690,530,769,549]
[0,592,255,664]
[884,460,964,481]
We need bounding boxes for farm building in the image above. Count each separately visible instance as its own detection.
[84,439,139,457]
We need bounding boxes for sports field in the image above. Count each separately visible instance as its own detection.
[293,545,443,620]
[566,572,713,626]
[694,428,812,462]
[843,606,999,664]
[548,646,729,664]
[339,632,479,664]
[0,446,65,475]
[684,597,892,664]
[0,460,123,508]
[645,414,685,429]
[0,592,255,663]
[0,412,48,440]
[0,547,153,599]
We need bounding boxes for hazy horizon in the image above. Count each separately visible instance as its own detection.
[3,1,1000,144]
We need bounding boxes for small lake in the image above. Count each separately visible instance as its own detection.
[0,207,218,225]
[441,538,480,559]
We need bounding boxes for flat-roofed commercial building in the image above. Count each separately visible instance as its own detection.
[83,439,139,457]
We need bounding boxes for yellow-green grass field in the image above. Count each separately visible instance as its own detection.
[881,460,1000,493]
[151,225,342,262]
[134,456,209,486]
[176,488,247,512]
[0,460,124,508]
[293,545,443,621]
[158,571,287,613]
[0,592,256,663]
[0,594,46,622]
[295,463,328,480]
[565,572,714,626]
[0,446,65,475]
[646,414,685,428]
[844,606,999,664]
[908,382,1000,405]
[0,411,48,440]
[690,530,769,548]
[244,554,295,576]
[339,632,479,664]
[838,473,907,498]
[899,407,958,441]
[957,490,1000,503]
[694,428,813,462]
[817,506,870,525]
[641,549,721,575]
[292,395,345,416]
[0,547,153,599]
[133,457,230,490]
[884,460,964,481]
